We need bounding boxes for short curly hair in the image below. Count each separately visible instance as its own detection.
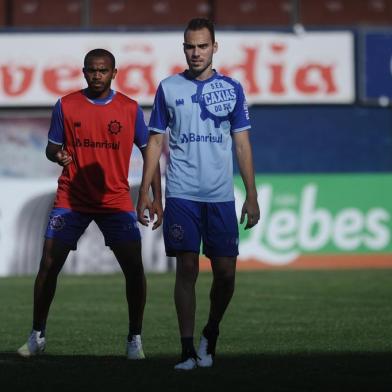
[84,49,115,69]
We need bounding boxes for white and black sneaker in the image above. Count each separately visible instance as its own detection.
[174,349,198,371]
[174,357,197,371]
[126,335,145,360]
[17,330,46,357]
[197,332,218,368]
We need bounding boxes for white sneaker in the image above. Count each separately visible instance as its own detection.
[126,335,145,359]
[174,357,197,371]
[196,335,213,368]
[17,330,46,357]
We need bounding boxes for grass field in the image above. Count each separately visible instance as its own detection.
[1,269,392,391]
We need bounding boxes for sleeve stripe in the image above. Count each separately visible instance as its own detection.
[48,138,63,145]
[231,126,251,133]
[148,127,166,134]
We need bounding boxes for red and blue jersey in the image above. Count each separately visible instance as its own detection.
[48,89,147,213]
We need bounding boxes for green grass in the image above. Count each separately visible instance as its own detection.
[1,270,392,391]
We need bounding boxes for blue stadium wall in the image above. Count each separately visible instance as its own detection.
[236,105,392,174]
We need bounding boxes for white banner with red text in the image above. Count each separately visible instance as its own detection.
[0,31,354,106]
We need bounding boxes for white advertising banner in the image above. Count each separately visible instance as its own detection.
[0,177,170,276]
[0,31,354,106]
[1,174,390,276]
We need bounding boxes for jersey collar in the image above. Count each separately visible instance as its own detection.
[82,89,116,105]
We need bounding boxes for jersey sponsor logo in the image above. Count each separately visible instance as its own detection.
[180,132,222,144]
[196,78,239,127]
[108,120,122,135]
[49,215,66,231]
[175,98,184,106]
[202,88,236,105]
[73,138,120,150]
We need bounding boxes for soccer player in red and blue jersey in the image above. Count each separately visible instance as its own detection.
[18,49,162,359]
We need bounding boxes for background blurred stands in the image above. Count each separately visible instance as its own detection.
[1,0,392,29]
[5,0,84,28]
[0,0,6,26]
[91,0,210,28]
[214,0,292,28]
[299,0,392,27]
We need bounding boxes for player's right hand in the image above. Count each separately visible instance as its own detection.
[55,150,73,167]
[151,198,163,230]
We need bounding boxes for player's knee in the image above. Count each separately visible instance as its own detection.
[215,271,235,292]
[123,260,145,278]
[177,263,199,283]
[38,256,61,277]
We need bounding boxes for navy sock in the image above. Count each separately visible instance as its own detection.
[128,323,141,341]
[181,337,196,358]
[32,326,45,338]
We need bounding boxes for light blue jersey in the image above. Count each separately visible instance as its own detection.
[149,71,251,202]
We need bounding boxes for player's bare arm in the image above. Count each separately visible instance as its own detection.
[45,141,73,167]
[233,130,260,230]
[140,145,163,230]
[137,132,165,226]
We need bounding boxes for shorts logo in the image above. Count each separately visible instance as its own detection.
[108,120,122,135]
[170,224,184,242]
[49,215,65,231]
[227,237,239,246]
[123,223,138,231]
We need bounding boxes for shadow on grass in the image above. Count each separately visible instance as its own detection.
[0,352,391,392]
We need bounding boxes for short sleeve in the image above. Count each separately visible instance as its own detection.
[134,105,148,148]
[48,99,64,145]
[230,83,251,133]
[148,83,169,133]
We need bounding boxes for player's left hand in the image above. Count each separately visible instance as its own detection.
[240,195,260,230]
[55,150,73,167]
[137,190,153,227]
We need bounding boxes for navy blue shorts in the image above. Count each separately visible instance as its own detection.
[45,208,141,250]
[163,198,239,258]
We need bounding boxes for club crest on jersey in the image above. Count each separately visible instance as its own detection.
[196,78,238,127]
[49,215,65,231]
[108,120,122,135]
[169,224,184,242]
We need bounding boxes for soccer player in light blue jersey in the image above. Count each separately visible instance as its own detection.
[137,18,260,370]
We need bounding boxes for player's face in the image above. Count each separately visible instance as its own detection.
[183,27,218,80]
[83,56,117,99]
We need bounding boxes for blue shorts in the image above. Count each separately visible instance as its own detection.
[163,198,239,258]
[45,208,141,250]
